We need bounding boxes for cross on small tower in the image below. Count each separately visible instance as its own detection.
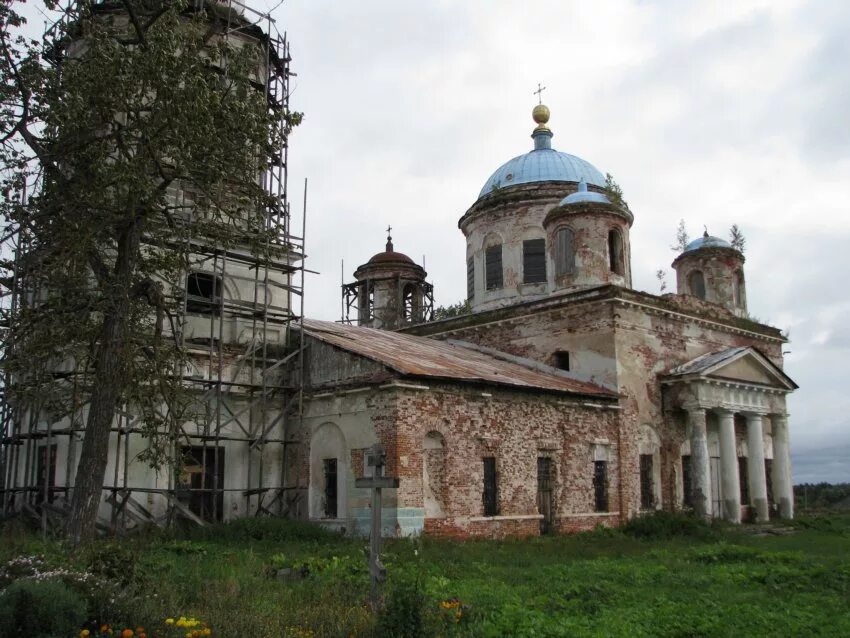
[386,224,392,239]
[534,82,547,104]
[385,225,393,252]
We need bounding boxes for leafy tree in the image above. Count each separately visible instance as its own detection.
[0,0,296,543]
[729,224,746,253]
[671,218,689,252]
[432,299,471,320]
[603,173,629,211]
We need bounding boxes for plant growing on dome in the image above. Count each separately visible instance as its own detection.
[603,173,629,211]
[671,219,690,252]
[729,224,746,253]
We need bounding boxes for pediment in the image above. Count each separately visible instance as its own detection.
[666,346,798,391]
[709,354,778,385]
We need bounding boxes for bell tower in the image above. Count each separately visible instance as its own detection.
[343,229,434,330]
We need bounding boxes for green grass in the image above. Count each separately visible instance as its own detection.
[1,513,849,637]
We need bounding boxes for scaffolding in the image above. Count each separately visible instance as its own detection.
[0,0,305,534]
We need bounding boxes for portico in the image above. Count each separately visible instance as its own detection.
[664,347,798,523]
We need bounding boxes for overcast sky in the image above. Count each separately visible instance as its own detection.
[262,0,849,483]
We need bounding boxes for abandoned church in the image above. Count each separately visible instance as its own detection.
[0,3,797,538]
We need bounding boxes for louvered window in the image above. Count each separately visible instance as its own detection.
[483,457,499,516]
[555,228,575,276]
[485,245,503,290]
[466,256,475,300]
[523,239,546,283]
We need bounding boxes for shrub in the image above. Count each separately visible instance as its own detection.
[0,579,87,638]
[622,511,718,540]
[377,573,429,638]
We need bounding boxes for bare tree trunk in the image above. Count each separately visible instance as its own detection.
[66,219,140,545]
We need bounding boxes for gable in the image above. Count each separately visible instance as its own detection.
[665,346,798,391]
[710,355,776,385]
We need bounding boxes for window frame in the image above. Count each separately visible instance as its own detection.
[554,226,576,276]
[522,238,547,284]
[482,456,499,516]
[485,244,503,290]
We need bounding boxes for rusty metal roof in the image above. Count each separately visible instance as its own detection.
[301,319,615,398]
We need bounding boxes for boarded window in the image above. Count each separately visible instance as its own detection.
[555,227,575,276]
[594,460,608,512]
[688,270,706,300]
[682,455,692,508]
[553,351,570,371]
[739,457,749,504]
[186,272,222,315]
[323,458,338,518]
[523,239,546,284]
[640,454,655,509]
[483,457,499,516]
[485,245,503,290]
[466,256,475,300]
[608,229,624,275]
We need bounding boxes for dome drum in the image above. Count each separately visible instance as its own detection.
[672,233,746,317]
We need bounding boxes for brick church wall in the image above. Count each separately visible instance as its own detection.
[379,383,624,539]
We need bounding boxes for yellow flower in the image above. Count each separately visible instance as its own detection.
[166,619,175,625]
[202,630,211,636]
[80,631,91,638]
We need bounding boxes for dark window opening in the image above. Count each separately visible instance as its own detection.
[553,351,570,371]
[358,281,374,323]
[323,458,338,519]
[688,270,706,300]
[186,272,222,315]
[178,446,225,522]
[594,460,608,512]
[485,245,503,290]
[483,456,498,516]
[523,238,546,284]
[466,256,475,300]
[739,457,749,504]
[640,454,655,509]
[537,457,554,534]
[555,227,575,276]
[608,229,624,275]
[682,455,692,508]
[35,444,57,505]
[403,283,419,322]
[765,459,774,507]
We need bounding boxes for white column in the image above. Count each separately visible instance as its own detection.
[716,409,741,523]
[771,414,794,519]
[746,413,769,523]
[688,408,712,520]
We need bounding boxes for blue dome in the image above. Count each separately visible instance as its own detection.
[684,234,732,252]
[559,179,610,206]
[478,130,606,198]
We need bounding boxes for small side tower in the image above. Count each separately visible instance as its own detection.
[672,230,747,316]
[542,179,634,292]
[343,230,434,329]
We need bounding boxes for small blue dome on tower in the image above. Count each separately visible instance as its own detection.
[683,231,733,253]
[559,179,611,206]
[478,105,606,198]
